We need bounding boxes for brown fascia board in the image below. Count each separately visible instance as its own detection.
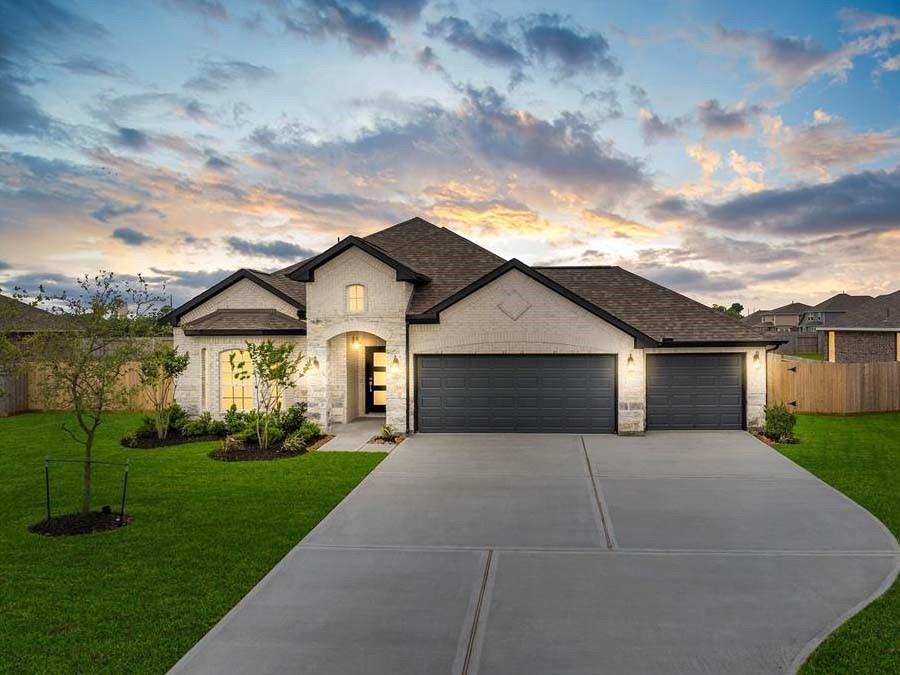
[163,269,305,325]
[407,259,658,348]
[287,236,431,284]
[182,327,307,336]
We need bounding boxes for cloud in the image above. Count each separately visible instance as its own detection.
[697,99,759,137]
[92,202,165,222]
[762,111,900,177]
[111,227,154,246]
[184,59,276,92]
[627,84,650,107]
[697,166,900,237]
[638,108,686,144]
[225,237,316,260]
[0,260,10,270]
[277,0,394,54]
[56,55,130,79]
[521,13,621,78]
[113,127,150,150]
[727,150,765,192]
[580,208,654,237]
[354,0,428,22]
[204,155,232,172]
[0,74,55,136]
[150,268,235,289]
[426,16,525,69]
[582,88,622,122]
[164,0,227,20]
[714,24,854,88]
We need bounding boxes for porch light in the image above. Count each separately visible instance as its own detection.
[626,353,635,371]
[351,335,361,350]
[390,355,400,373]
[753,351,761,370]
[310,356,320,373]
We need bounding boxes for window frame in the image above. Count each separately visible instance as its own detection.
[346,284,366,313]
[220,349,255,412]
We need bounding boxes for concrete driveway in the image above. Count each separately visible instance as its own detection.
[170,432,899,675]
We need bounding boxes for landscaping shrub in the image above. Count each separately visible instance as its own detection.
[280,402,308,435]
[377,424,401,442]
[207,419,227,437]
[167,403,189,431]
[764,403,797,442]
[282,431,307,453]
[297,420,321,444]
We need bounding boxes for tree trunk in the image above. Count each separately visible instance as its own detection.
[82,431,94,514]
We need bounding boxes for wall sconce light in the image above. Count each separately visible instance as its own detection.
[753,352,761,370]
[390,354,400,373]
[310,356,320,373]
[626,353,635,371]
[351,335,361,350]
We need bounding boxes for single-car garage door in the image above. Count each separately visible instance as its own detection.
[416,354,616,433]
[646,353,744,430]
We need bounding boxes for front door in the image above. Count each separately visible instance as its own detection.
[365,346,387,413]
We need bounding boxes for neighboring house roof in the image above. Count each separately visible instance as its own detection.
[169,217,783,345]
[536,267,775,344]
[808,293,873,313]
[182,309,306,335]
[770,302,812,314]
[0,295,74,333]
[826,290,900,330]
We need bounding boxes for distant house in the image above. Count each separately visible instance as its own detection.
[0,295,72,335]
[743,302,811,333]
[820,290,900,363]
[798,293,874,334]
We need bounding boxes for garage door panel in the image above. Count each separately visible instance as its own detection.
[647,354,744,431]
[416,355,616,433]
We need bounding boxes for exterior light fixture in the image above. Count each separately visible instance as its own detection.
[351,335,361,350]
[626,353,635,371]
[753,352,761,370]
[390,355,400,373]
[310,356,320,373]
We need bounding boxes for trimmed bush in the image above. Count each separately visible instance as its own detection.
[280,403,308,435]
[764,403,797,442]
[282,431,307,453]
[297,420,321,444]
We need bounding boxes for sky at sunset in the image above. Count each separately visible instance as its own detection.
[1,0,899,312]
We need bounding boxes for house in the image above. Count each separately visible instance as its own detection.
[798,293,873,333]
[820,290,900,363]
[742,302,811,333]
[166,217,783,434]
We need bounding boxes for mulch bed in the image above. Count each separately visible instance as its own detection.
[209,434,334,462]
[752,431,795,447]
[29,510,132,537]
[367,436,405,446]
[122,432,224,449]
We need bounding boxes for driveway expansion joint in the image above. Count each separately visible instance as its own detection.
[581,435,615,549]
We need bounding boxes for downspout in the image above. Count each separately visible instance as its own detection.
[405,321,411,434]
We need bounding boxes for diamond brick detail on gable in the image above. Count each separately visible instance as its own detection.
[497,290,531,321]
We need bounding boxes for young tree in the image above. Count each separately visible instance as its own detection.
[20,273,165,514]
[231,341,306,449]
[139,344,190,439]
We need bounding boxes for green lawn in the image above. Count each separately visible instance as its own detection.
[0,412,385,674]
[776,413,900,674]
[795,352,825,360]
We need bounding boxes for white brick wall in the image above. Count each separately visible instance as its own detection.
[182,278,298,323]
[304,247,411,430]
[408,269,642,432]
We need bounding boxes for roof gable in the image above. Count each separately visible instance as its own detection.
[287,235,431,284]
[409,259,657,347]
[165,269,305,324]
[829,290,900,329]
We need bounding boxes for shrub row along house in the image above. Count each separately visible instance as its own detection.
[166,217,782,434]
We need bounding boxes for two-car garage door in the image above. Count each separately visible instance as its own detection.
[416,354,616,433]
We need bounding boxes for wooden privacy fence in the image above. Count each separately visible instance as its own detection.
[0,373,29,416]
[767,353,900,414]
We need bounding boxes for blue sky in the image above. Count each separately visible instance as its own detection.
[1,0,898,311]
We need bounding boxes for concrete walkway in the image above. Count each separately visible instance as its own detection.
[317,417,387,451]
[170,432,899,675]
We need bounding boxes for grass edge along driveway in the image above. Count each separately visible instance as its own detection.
[0,412,385,674]
[776,412,900,675]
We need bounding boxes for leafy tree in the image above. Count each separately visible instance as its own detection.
[230,341,306,449]
[713,302,744,319]
[19,273,164,514]
[139,344,190,439]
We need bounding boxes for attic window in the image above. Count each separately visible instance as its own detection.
[347,284,366,313]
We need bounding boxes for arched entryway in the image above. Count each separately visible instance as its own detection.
[326,330,386,424]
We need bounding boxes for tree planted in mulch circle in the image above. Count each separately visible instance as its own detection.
[16,272,166,533]
[29,506,132,537]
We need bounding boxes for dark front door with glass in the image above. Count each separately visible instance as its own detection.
[365,346,387,413]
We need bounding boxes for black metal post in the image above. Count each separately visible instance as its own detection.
[119,461,129,524]
[44,458,51,521]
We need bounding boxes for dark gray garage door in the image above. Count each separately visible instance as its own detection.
[646,353,744,430]
[416,354,616,433]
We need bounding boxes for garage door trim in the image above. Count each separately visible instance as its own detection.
[644,352,746,431]
[414,353,618,434]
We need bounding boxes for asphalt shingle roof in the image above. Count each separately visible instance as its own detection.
[536,267,776,343]
[182,309,306,334]
[0,295,74,333]
[810,293,873,312]
[828,290,900,329]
